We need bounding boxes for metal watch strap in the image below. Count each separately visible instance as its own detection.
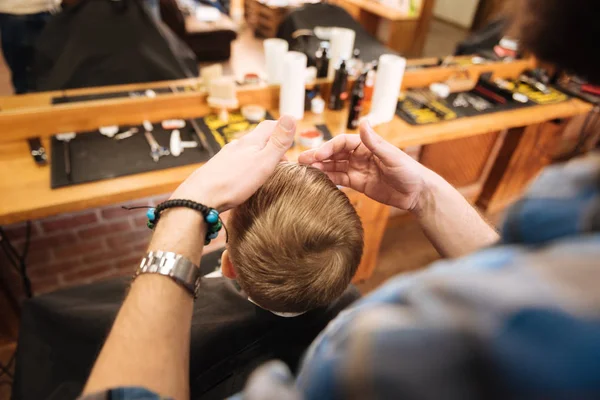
[136,251,201,297]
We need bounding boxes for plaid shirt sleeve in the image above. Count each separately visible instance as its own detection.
[240,152,600,400]
[81,154,600,400]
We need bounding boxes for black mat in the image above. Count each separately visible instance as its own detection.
[396,83,569,126]
[50,120,221,188]
[50,112,332,189]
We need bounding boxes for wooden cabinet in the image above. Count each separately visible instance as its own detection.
[244,0,291,38]
[477,121,566,213]
[330,0,436,57]
[345,189,390,283]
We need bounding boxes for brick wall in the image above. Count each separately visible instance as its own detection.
[1,194,227,296]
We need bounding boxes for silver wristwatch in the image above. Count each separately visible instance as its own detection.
[136,251,201,297]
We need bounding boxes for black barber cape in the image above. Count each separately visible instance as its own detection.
[34,0,198,91]
[12,277,360,400]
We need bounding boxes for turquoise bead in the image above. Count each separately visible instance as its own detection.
[209,220,223,233]
[208,231,219,240]
[146,208,156,221]
[206,209,219,224]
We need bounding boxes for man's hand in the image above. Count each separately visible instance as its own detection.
[172,116,296,211]
[299,120,429,212]
[300,119,499,258]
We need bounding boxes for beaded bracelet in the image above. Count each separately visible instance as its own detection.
[145,200,223,245]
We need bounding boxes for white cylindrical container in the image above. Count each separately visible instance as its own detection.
[368,54,406,125]
[328,28,355,79]
[280,51,308,120]
[264,38,289,84]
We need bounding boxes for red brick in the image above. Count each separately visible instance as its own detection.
[106,231,150,249]
[132,216,149,229]
[78,221,131,240]
[30,232,78,250]
[101,203,146,220]
[1,223,39,241]
[53,240,104,260]
[29,259,82,279]
[132,240,150,252]
[81,246,132,263]
[31,276,60,295]
[62,263,115,283]
[116,256,143,270]
[42,212,98,233]
[25,249,53,268]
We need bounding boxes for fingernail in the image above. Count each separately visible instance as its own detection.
[278,115,295,132]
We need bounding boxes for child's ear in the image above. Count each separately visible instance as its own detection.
[221,250,237,279]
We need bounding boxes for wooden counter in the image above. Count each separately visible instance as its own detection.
[0,58,591,226]
[0,98,590,225]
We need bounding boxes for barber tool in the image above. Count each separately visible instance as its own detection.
[243,73,261,85]
[519,75,551,95]
[328,28,355,79]
[347,72,366,129]
[207,76,239,122]
[406,90,447,119]
[114,127,139,140]
[241,105,266,123]
[188,118,212,156]
[315,41,330,78]
[298,129,324,149]
[368,55,406,125]
[56,132,76,181]
[201,64,224,88]
[144,131,170,162]
[170,130,198,157]
[162,119,186,130]
[264,39,288,84]
[494,78,529,103]
[280,51,308,120]
[28,138,48,166]
[464,93,492,111]
[473,84,507,105]
[99,125,120,138]
[311,90,325,114]
[582,84,600,96]
[429,83,451,99]
[329,59,349,110]
[143,120,154,132]
[452,93,470,108]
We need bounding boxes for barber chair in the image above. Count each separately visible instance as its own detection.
[277,3,398,67]
[160,0,238,62]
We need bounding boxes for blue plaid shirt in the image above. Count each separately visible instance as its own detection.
[82,153,600,400]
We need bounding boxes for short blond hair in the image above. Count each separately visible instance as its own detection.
[228,163,364,313]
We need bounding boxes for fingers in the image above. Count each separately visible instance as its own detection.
[262,115,296,162]
[298,134,362,164]
[244,120,278,145]
[324,171,351,187]
[311,161,349,173]
[359,120,407,167]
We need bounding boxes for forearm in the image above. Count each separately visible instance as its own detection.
[83,208,205,399]
[414,170,500,258]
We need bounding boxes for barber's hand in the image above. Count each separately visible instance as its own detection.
[298,120,428,212]
[172,116,296,211]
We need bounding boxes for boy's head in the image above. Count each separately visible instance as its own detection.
[221,163,364,314]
